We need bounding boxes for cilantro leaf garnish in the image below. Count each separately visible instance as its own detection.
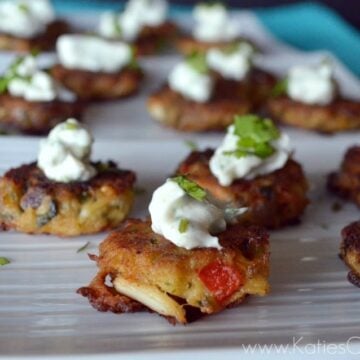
[0,55,36,94]
[113,15,122,36]
[271,78,288,97]
[225,114,280,159]
[76,241,90,253]
[0,257,10,266]
[171,176,207,202]
[186,52,208,74]
[184,140,198,151]
[178,218,189,233]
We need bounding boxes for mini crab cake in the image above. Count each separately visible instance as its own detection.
[0,0,68,52]
[340,221,360,288]
[176,115,308,229]
[266,61,360,133]
[148,51,276,132]
[0,54,82,135]
[176,2,252,56]
[78,178,269,324]
[98,0,178,56]
[51,35,144,101]
[0,119,135,236]
[328,146,360,206]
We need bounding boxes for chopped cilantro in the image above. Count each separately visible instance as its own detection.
[184,140,198,151]
[271,78,288,97]
[113,15,122,36]
[0,55,36,94]
[171,176,207,202]
[64,120,78,130]
[178,218,189,233]
[0,257,10,266]
[186,52,208,74]
[225,114,280,159]
[18,3,29,13]
[76,241,90,253]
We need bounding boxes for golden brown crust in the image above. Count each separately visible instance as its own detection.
[51,65,144,101]
[0,93,84,135]
[266,95,360,133]
[78,219,270,324]
[147,69,276,132]
[328,146,360,206]
[176,35,254,56]
[0,162,136,236]
[176,150,309,229]
[340,221,360,288]
[0,20,69,52]
[133,21,178,56]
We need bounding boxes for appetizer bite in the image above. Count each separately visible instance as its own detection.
[340,221,360,288]
[0,0,68,52]
[147,49,276,132]
[51,35,144,101]
[266,61,360,133]
[328,146,360,206]
[98,0,177,56]
[0,119,136,236]
[177,2,251,56]
[78,177,270,324]
[176,115,309,229]
[0,53,82,135]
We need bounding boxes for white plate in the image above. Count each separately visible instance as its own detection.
[1,12,360,360]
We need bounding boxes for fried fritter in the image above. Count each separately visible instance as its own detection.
[0,94,84,135]
[328,146,360,206]
[133,21,178,56]
[176,35,253,56]
[51,65,144,101]
[340,221,360,288]
[0,162,135,236]
[176,150,309,229]
[78,219,270,324]
[147,69,276,132]
[266,95,360,134]
[0,20,69,52]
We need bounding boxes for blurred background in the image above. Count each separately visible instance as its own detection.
[52,0,360,76]
[55,1,360,29]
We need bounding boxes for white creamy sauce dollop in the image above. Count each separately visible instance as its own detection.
[98,0,168,41]
[210,125,291,186]
[149,180,226,250]
[168,62,213,103]
[57,35,133,73]
[193,3,238,42]
[38,119,97,183]
[0,0,55,39]
[7,55,76,103]
[287,62,335,105]
[206,43,254,81]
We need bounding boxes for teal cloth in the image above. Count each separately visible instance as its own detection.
[53,1,360,77]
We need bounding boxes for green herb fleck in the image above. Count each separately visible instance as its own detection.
[128,46,140,70]
[271,78,288,97]
[77,242,90,253]
[0,257,10,266]
[225,114,280,159]
[179,218,189,233]
[171,176,207,202]
[184,140,198,151]
[64,121,78,130]
[18,3,29,13]
[186,52,208,74]
[0,55,36,94]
